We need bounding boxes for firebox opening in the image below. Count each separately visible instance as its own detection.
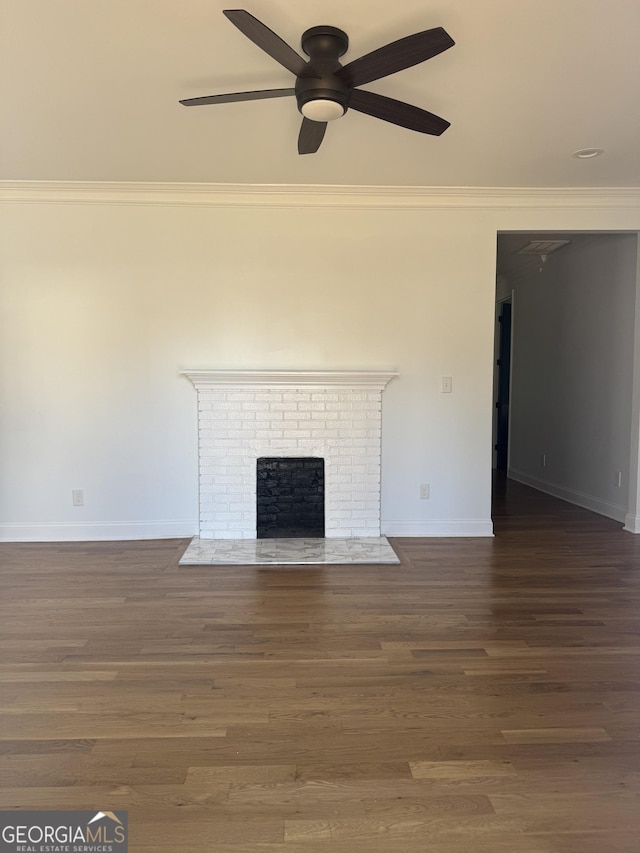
[256,457,325,539]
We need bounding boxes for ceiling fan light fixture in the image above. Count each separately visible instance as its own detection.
[300,98,345,122]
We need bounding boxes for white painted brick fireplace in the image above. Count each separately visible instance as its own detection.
[183,370,397,539]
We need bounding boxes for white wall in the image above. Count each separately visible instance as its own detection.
[1,186,639,541]
[507,234,639,521]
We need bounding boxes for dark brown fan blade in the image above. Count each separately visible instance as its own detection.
[180,88,295,107]
[223,10,315,78]
[298,118,327,154]
[349,89,450,135]
[337,27,454,88]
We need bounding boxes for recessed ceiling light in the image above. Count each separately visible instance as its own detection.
[572,148,604,159]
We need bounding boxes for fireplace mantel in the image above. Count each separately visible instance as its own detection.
[182,369,397,391]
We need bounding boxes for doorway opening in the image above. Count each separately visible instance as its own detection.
[492,231,639,528]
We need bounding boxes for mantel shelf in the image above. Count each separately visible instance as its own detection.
[182,369,398,391]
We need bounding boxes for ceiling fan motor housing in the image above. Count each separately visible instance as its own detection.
[296,26,351,117]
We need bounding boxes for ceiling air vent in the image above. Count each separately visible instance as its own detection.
[516,239,570,255]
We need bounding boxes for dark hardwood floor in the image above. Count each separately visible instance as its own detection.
[1,478,640,852]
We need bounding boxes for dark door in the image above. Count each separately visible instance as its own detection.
[495,301,512,470]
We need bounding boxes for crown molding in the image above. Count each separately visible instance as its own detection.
[1,181,640,210]
[182,369,398,391]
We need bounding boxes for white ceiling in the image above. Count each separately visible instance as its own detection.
[2,0,640,187]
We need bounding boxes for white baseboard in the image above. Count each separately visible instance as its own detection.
[0,520,197,542]
[2,518,496,542]
[508,469,627,523]
[623,513,640,533]
[382,519,494,537]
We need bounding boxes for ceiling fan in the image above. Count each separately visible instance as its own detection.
[179,9,454,154]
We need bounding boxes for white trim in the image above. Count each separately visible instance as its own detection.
[182,369,397,391]
[382,519,494,537]
[2,181,640,210]
[625,244,640,533]
[624,514,640,533]
[0,520,196,542]
[508,469,627,523]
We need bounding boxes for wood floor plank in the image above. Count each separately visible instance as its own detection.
[501,727,612,743]
[1,477,640,850]
[410,759,517,779]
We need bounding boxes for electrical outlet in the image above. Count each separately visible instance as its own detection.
[541,453,546,468]
[615,471,622,488]
[72,489,84,506]
[420,484,430,499]
[441,376,452,394]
